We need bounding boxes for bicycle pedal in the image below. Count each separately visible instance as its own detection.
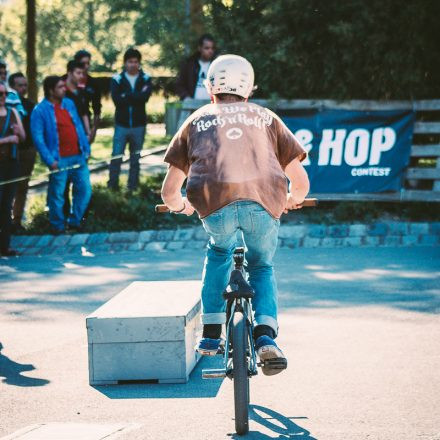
[202,368,226,379]
[258,358,288,370]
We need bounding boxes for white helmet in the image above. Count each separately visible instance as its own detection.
[204,54,254,99]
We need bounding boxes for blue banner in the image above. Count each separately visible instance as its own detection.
[282,110,415,193]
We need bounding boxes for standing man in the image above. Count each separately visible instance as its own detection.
[62,60,90,219]
[161,55,309,375]
[108,48,152,192]
[0,80,26,256]
[175,34,216,101]
[31,76,92,233]
[74,50,102,144]
[7,73,36,231]
[64,60,90,136]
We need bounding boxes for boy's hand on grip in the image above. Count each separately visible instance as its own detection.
[284,193,304,213]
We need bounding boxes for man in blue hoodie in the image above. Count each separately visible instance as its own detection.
[108,48,152,191]
[31,76,91,233]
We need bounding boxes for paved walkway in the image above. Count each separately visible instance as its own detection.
[0,247,439,439]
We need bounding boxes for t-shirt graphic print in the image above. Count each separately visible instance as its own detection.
[164,102,306,218]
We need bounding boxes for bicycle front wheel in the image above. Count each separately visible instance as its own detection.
[232,310,249,435]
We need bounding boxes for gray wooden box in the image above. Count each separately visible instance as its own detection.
[86,281,202,385]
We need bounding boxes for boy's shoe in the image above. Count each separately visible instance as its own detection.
[195,337,222,356]
[255,335,287,376]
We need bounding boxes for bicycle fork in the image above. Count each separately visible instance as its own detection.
[202,299,258,380]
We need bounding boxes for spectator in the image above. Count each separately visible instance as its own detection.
[31,76,91,233]
[108,48,152,192]
[74,49,102,144]
[175,34,217,101]
[63,60,90,136]
[0,80,26,256]
[0,61,6,82]
[62,60,90,220]
[7,73,36,231]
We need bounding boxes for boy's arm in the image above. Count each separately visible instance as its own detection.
[161,165,194,215]
[284,157,310,211]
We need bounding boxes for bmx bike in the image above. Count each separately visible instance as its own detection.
[155,198,317,435]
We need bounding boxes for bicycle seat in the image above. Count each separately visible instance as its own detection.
[223,269,255,300]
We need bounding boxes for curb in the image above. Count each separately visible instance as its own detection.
[9,221,440,257]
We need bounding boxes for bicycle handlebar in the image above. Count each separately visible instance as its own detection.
[155,198,318,213]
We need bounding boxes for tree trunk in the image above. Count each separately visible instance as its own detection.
[190,0,204,37]
[87,1,95,45]
[26,0,37,102]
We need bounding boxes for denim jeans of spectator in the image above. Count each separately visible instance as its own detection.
[200,201,280,334]
[47,154,91,231]
[13,148,36,225]
[0,159,19,251]
[108,125,146,191]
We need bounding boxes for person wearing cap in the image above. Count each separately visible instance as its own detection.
[161,54,310,375]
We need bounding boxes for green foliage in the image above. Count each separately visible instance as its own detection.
[117,0,440,100]
[0,0,137,77]
[2,0,439,100]
[24,174,199,234]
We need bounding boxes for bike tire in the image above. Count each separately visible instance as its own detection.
[232,311,249,435]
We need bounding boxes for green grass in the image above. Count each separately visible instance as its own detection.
[23,173,199,234]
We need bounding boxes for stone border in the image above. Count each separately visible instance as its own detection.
[9,221,440,257]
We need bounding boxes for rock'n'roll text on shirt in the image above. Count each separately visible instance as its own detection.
[163,102,307,218]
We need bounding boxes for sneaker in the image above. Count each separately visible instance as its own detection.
[255,335,287,376]
[195,337,222,356]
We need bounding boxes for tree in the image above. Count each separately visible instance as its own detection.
[26,0,37,102]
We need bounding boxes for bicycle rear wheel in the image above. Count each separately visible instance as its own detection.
[232,310,249,435]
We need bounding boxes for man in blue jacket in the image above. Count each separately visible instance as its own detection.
[31,76,91,233]
[108,48,152,191]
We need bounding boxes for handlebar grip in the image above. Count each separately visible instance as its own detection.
[301,198,318,207]
[155,204,171,213]
[155,198,318,213]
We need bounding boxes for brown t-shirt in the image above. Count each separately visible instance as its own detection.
[163,102,307,219]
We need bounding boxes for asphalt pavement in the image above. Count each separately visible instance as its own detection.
[0,246,439,439]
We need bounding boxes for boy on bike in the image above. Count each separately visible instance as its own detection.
[161,54,309,375]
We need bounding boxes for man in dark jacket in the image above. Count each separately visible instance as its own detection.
[74,49,102,144]
[108,48,152,191]
[7,73,36,231]
[175,34,216,101]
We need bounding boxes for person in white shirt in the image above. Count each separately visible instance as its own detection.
[176,34,216,101]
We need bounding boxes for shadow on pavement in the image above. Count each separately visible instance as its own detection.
[0,342,50,387]
[94,355,224,399]
[229,404,317,439]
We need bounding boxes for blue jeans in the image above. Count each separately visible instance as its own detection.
[0,159,19,250]
[108,125,146,190]
[47,155,91,231]
[200,201,280,334]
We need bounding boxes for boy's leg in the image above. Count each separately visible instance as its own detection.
[200,205,237,329]
[127,126,145,191]
[47,159,69,232]
[239,202,280,336]
[108,125,128,190]
[68,157,92,227]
